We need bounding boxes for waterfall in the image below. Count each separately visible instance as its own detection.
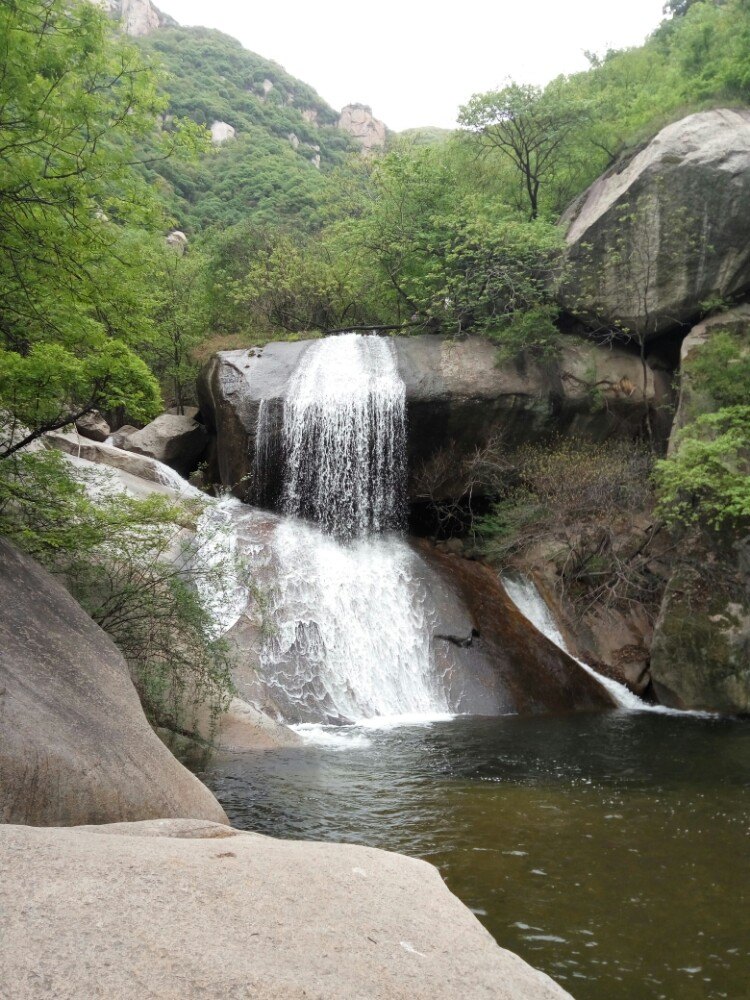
[258,519,451,723]
[281,333,406,538]
[251,333,451,724]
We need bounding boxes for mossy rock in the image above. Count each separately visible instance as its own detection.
[650,566,750,713]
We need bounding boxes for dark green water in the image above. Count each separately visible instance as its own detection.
[201,713,750,999]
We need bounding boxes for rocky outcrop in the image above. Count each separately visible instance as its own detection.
[125,412,208,476]
[166,229,189,253]
[45,430,195,496]
[0,537,228,826]
[210,120,236,144]
[96,0,174,36]
[198,335,666,505]
[669,304,750,452]
[650,564,750,713]
[560,109,750,340]
[338,103,387,153]
[0,820,570,1000]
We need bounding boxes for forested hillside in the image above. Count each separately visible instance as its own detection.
[136,26,358,231]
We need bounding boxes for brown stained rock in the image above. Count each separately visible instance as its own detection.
[0,537,228,826]
[0,820,572,999]
[415,542,615,714]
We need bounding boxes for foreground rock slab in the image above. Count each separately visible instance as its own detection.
[0,537,227,826]
[0,820,571,1000]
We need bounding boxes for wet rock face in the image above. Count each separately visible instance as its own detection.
[198,334,665,506]
[0,537,228,826]
[416,543,615,715]
[560,109,750,340]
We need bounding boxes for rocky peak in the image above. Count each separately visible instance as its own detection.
[338,104,386,154]
[94,0,175,37]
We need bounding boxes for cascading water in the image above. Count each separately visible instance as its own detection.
[501,574,695,715]
[281,334,406,537]
[253,333,451,724]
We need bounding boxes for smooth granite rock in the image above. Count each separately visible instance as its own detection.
[560,109,750,339]
[198,334,663,503]
[0,820,572,999]
[0,537,228,826]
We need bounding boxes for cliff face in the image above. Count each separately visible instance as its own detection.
[97,0,175,36]
[338,104,387,154]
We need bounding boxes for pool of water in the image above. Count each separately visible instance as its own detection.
[200,712,750,999]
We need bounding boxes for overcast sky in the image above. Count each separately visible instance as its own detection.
[158,0,669,131]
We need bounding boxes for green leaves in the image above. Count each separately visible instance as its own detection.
[655,407,750,532]
[0,450,235,731]
[0,340,161,455]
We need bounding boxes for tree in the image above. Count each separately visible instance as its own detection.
[458,83,588,220]
[143,243,211,411]
[0,0,203,454]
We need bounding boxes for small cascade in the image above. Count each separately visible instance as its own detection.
[258,519,451,723]
[502,575,687,714]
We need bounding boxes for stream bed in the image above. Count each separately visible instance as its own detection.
[200,712,749,999]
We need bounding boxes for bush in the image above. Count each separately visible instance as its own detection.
[477,438,660,615]
[654,406,750,534]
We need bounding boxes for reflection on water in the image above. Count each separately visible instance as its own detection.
[201,713,750,1000]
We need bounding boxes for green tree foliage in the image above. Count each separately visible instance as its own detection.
[458,83,589,219]
[655,407,750,532]
[683,328,750,407]
[0,0,204,454]
[136,27,358,232]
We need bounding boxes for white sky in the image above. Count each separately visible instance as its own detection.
[158,0,669,131]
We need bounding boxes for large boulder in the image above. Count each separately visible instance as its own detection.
[125,412,208,476]
[199,334,664,503]
[560,109,750,340]
[74,409,110,442]
[0,537,228,826]
[0,820,571,999]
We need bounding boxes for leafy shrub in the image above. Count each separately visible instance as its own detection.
[654,406,750,533]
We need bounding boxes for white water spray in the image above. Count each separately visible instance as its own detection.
[251,334,452,723]
[282,334,406,537]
